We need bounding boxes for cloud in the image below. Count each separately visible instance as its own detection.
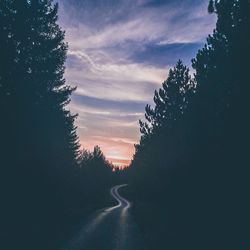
[65,60,166,102]
[130,42,203,67]
[59,0,216,164]
[69,95,143,164]
[60,0,214,49]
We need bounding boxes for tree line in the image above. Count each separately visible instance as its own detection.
[1,0,249,249]
[127,0,249,249]
[0,1,117,250]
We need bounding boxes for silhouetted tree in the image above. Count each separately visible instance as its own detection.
[193,0,250,126]
[130,61,195,198]
[140,60,195,139]
[74,146,116,211]
[1,0,80,171]
[79,146,114,185]
[0,1,79,249]
[128,1,250,249]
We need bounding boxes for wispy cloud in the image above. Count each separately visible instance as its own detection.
[59,0,216,164]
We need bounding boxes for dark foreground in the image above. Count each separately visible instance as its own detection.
[63,185,146,250]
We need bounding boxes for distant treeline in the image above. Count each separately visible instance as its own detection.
[0,1,117,250]
[127,0,249,249]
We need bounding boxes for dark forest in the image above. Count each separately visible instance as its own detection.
[1,1,249,250]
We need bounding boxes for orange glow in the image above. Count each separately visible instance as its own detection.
[80,136,135,168]
[108,158,131,167]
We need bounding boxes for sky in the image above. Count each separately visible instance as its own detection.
[58,0,216,166]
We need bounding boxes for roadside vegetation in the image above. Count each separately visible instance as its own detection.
[126,1,249,249]
[1,1,248,250]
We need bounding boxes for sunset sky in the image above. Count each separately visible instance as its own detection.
[59,0,215,166]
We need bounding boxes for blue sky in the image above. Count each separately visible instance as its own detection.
[58,0,216,165]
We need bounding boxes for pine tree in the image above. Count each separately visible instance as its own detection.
[139,60,195,138]
[129,1,250,249]
[0,0,79,172]
[191,0,250,163]
[193,0,250,117]
[0,1,80,249]
[190,1,250,246]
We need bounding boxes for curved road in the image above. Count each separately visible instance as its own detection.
[63,184,146,250]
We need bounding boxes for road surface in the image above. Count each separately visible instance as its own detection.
[63,184,146,250]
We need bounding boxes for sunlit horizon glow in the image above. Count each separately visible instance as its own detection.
[80,139,134,167]
[59,0,216,166]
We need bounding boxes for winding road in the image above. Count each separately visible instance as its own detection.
[63,184,146,250]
